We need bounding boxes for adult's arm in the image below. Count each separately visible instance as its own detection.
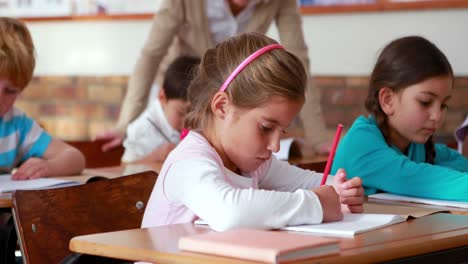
[275,0,329,150]
[116,0,185,132]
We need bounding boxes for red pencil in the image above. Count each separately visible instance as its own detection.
[320,124,343,186]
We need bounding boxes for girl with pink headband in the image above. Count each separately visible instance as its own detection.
[141,33,364,231]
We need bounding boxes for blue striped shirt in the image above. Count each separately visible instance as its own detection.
[0,107,52,173]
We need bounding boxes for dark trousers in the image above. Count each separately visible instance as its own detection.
[0,211,17,264]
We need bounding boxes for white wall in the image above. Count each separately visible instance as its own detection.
[28,8,468,76]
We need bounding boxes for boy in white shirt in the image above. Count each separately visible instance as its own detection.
[122,56,200,163]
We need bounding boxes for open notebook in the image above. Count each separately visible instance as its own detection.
[195,213,406,237]
[0,174,80,193]
[368,193,468,209]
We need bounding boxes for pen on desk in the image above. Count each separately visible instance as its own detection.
[320,124,343,186]
[146,117,172,143]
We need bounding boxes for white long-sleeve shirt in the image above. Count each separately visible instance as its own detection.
[141,131,326,231]
[122,99,180,162]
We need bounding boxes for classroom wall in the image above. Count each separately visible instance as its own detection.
[26,8,468,76]
[16,8,468,140]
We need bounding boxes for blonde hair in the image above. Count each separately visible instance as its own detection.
[0,17,35,89]
[185,32,307,130]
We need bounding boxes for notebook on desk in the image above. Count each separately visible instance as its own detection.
[368,193,468,209]
[0,175,80,193]
[179,228,339,263]
[195,213,406,238]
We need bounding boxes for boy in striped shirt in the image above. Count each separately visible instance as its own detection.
[1,17,85,262]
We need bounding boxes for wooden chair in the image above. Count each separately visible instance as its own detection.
[12,171,158,264]
[65,140,124,168]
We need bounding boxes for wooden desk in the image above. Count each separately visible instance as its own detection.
[0,162,162,209]
[70,213,468,264]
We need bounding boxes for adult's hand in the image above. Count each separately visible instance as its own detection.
[94,129,125,152]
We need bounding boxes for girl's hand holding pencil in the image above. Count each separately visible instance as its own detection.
[312,185,343,222]
[319,123,364,214]
[312,169,364,223]
[333,169,364,213]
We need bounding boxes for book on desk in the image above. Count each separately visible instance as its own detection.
[368,193,468,209]
[0,175,80,193]
[280,213,406,237]
[179,228,339,263]
[195,213,406,238]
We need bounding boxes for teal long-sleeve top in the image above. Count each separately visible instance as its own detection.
[331,116,468,201]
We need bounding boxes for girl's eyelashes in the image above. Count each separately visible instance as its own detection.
[260,124,273,133]
[418,100,432,107]
[260,124,287,135]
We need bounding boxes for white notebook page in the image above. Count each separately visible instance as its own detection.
[0,175,79,193]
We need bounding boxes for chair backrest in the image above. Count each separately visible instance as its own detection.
[65,140,124,168]
[12,171,157,264]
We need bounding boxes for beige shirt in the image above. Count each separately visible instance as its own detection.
[118,0,328,147]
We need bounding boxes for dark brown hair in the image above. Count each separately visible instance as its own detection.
[0,17,35,89]
[184,32,307,130]
[365,36,453,163]
[163,56,200,100]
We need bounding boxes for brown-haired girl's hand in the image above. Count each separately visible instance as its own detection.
[11,158,51,180]
[333,168,364,213]
[312,185,343,222]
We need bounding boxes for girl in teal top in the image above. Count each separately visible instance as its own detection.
[332,36,468,201]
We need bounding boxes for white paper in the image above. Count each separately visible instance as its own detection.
[368,193,468,209]
[280,213,406,237]
[195,213,406,237]
[0,175,79,193]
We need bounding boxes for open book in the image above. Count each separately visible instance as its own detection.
[363,202,446,218]
[0,175,80,193]
[179,228,339,263]
[280,213,406,237]
[195,213,406,238]
[368,193,468,209]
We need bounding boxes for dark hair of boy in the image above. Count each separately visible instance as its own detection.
[162,56,201,100]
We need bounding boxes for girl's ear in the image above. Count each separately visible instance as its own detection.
[378,87,395,116]
[211,91,230,119]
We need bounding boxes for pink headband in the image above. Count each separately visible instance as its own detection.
[180,43,284,141]
[219,43,284,92]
